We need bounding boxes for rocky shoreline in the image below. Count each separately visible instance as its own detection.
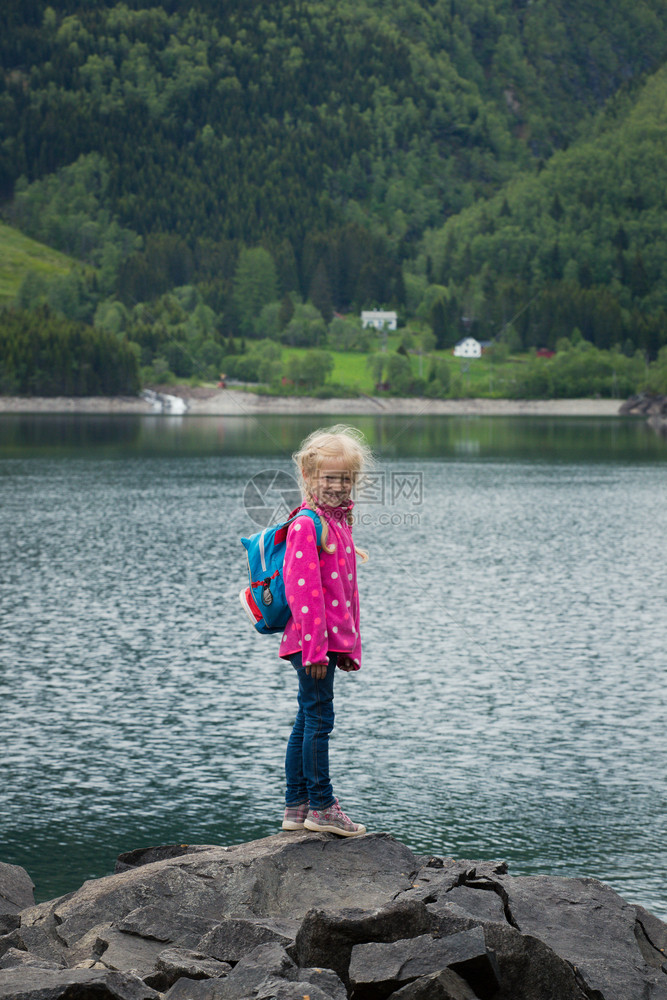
[1,832,666,1000]
[0,388,627,417]
[619,393,667,435]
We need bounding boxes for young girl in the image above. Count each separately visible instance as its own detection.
[280,425,371,837]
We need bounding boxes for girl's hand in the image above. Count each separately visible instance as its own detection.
[305,660,329,680]
[337,655,359,672]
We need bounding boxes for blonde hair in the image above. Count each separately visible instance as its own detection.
[293,424,373,561]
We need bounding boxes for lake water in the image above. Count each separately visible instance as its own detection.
[1,413,666,919]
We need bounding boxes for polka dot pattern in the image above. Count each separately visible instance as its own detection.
[279,506,362,668]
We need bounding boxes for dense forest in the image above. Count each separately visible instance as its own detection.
[0,306,139,395]
[1,0,667,392]
[418,65,667,357]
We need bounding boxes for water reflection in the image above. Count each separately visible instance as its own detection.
[0,413,665,462]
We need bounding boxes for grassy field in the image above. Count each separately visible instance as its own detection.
[0,221,75,307]
[281,343,529,397]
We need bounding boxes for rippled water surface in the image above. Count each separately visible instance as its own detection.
[1,413,666,917]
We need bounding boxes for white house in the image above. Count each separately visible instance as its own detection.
[361,309,397,331]
[453,337,482,359]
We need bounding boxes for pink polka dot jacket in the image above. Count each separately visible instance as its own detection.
[280,500,361,669]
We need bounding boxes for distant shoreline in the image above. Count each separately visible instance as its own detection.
[0,389,626,417]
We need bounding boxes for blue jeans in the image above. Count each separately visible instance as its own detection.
[285,652,337,811]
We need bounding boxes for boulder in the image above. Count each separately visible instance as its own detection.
[478,923,589,1000]
[0,920,67,967]
[400,861,508,907]
[151,945,232,988]
[0,862,35,935]
[348,928,501,1000]
[494,873,667,1000]
[163,957,345,1000]
[636,905,667,959]
[116,903,219,947]
[619,393,667,416]
[255,978,339,1000]
[0,966,160,999]
[165,980,230,1000]
[16,831,419,970]
[294,899,437,981]
[95,926,166,975]
[389,969,479,1000]
[208,941,296,1000]
[0,946,62,971]
[7,831,667,1000]
[439,887,507,925]
[254,967,347,1000]
[287,965,348,1000]
[195,916,299,964]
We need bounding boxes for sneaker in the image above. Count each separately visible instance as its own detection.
[303,799,366,837]
[282,801,309,831]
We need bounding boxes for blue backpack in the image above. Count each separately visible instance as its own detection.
[239,508,322,634]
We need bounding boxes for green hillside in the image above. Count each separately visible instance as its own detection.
[2,0,667,394]
[2,1,667,311]
[0,221,76,306]
[417,64,667,356]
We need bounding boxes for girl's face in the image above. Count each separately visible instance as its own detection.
[311,454,355,506]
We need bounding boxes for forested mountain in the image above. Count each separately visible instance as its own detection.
[2,0,667,362]
[416,65,667,356]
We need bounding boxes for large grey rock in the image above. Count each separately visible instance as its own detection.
[480,923,588,1000]
[65,921,114,967]
[422,901,589,1000]
[294,899,437,981]
[389,969,479,1000]
[234,949,346,1000]
[0,921,67,967]
[0,862,35,934]
[211,941,296,1000]
[348,928,501,1000]
[442,887,507,925]
[166,980,229,1000]
[54,864,216,950]
[496,873,667,1000]
[95,926,166,974]
[153,945,232,987]
[252,965,347,1000]
[17,832,419,968]
[288,965,348,1000]
[0,947,62,971]
[196,916,298,963]
[9,831,667,1000]
[255,978,336,1000]
[401,861,508,907]
[0,966,160,999]
[636,905,667,964]
[117,903,219,947]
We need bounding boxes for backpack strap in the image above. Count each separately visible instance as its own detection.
[269,507,322,549]
[286,507,322,547]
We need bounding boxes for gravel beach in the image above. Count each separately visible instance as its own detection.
[0,388,625,416]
